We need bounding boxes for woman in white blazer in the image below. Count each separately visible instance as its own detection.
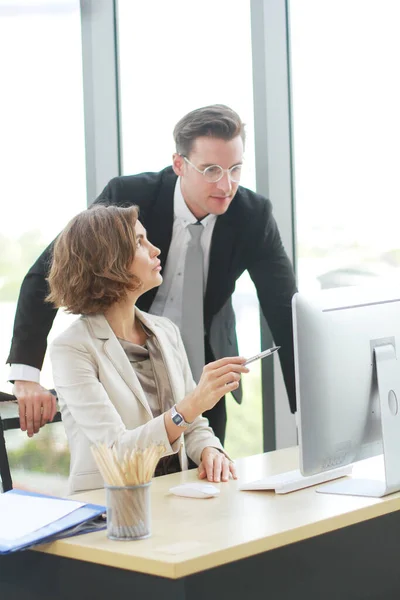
[47,204,248,493]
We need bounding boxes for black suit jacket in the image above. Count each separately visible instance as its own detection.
[7,167,298,412]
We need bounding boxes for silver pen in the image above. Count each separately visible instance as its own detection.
[244,346,281,366]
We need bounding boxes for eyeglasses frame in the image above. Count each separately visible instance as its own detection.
[181,155,243,183]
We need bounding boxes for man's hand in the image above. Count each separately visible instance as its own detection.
[13,381,57,438]
[198,447,237,483]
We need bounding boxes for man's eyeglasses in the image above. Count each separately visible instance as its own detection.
[182,156,242,183]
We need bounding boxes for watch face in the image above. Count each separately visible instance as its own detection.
[172,412,183,426]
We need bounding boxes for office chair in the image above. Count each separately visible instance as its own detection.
[0,390,61,492]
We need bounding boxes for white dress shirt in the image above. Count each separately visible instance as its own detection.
[149,178,216,328]
[9,177,217,384]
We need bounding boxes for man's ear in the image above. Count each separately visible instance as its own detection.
[172,153,185,176]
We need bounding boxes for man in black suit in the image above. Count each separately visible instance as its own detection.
[7,104,297,443]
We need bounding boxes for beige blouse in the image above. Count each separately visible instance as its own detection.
[118,326,174,417]
[118,329,182,475]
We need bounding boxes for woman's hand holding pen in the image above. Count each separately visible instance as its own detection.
[177,357,249,423]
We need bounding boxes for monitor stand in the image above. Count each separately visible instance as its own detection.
[317,343,400,498]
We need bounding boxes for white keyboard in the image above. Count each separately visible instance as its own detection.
[239,464,353,494]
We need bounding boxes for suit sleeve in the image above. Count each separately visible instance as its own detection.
[6,179,122,371]
[247,202,298,413]
[6,241,57,370]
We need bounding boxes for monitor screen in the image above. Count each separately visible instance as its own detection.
[292,285,400,497]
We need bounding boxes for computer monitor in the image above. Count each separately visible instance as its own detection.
[292,285,400,498]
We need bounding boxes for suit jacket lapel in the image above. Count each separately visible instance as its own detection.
[86,314,152,417]
[204,210,237,332]
[139,169,176,310]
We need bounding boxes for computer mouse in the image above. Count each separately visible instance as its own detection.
[169,482,220,499]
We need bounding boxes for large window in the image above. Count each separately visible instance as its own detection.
[289,0,400,292]
[0,0,86,494]
[117,0,263,457]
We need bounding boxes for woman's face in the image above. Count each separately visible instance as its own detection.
[130,220,162,294]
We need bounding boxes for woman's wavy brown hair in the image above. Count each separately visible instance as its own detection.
[46,204,141,314]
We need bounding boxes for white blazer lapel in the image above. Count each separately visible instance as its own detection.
[86,314,152,417]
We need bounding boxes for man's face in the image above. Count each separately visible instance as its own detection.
[172,135,244,220]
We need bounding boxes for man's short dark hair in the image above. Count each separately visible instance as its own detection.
[173,104,246,157]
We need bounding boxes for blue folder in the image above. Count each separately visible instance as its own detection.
[0,489,106,554]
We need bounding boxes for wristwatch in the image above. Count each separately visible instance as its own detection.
[171,404,192,427]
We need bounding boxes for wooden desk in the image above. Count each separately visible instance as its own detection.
[2,447,400,600]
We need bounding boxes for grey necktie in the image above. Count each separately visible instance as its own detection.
[181,222,205,382]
